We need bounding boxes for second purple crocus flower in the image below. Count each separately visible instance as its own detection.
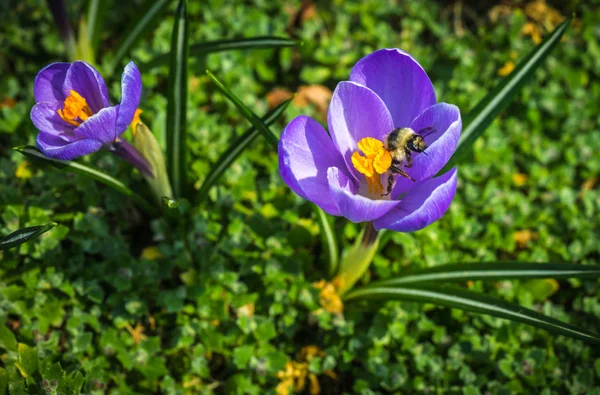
[30,60,151,176]
[278,49,461,232]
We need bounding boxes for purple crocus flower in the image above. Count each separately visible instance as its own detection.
[30,61,151,175]
[278,49,461,232]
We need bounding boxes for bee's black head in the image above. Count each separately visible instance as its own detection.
[407,135,427,153]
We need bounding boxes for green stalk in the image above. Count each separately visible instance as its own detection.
[336,222,380,295]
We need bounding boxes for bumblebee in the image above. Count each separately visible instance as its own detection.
[382,127,434,196]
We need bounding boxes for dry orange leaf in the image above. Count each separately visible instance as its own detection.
[295,85,332,117]
[0,97,16,109]
[267,84,333,120]
[267,87,293,109]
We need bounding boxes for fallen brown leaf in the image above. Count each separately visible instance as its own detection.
[294,84,332,119]
[267,87,293,109]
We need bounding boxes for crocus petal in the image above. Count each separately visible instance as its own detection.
[350,48,436,128]
[115,62,142,134]
[279,115,347,215]
[75,105,118,144]
[374,168,458,232]
[37,132,103,160]
[327,167,401,223]
[328,81,394,181]
[63,61,110,113]
[34,63,70,102]
[31,101,76,137]
[391,103,461,199]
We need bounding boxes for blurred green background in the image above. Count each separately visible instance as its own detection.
[1,0,600,393]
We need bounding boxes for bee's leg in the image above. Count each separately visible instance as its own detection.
[397,169,416,182]
[391,165,416,182]
[404,150,413,168]
[382,174,395,196]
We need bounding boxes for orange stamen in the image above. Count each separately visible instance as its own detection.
[57,90,93,127]
[351,137,392,197]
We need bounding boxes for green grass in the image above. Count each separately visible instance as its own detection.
[1,0,599,393]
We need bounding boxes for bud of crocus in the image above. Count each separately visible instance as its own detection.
[132,116,173,201]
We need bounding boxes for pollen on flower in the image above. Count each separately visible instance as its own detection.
[57,90,93,127]
[351,137,392,196]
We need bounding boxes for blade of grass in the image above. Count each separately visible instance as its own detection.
[166,0,189,198]
[0,223,57,251]
[364,262,600,287]
[345,284,600,346]
[107,0,169,74]
[206,70,278,148]
[440,17,571,173]
[141,36,299,70]
[15,146,156,215]
[316,206,339,277]
[86,0,108,52]
[196,98,292,204]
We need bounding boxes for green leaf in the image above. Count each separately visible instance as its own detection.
[233,345,255,368]
[345,284,600,346]
[441,18,571,173]
[0,325,17,352]
[0,368,6,395]
[15,343,38,378]
[196,98,292,204]
[66,371,84,394]
[107,0,169,74]
[42,362,65,381]
[206,70,278,148]
[0,222,56,251]
[8,366,27,394]
[315,206,339,278]
[363,262,600,287]
[166,0,189,198]
[15,146,156,215]
[85,0,108,53]
[141,36,299,70]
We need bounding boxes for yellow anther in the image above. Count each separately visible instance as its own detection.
[351,151,374,177]
[57,90,93,127]
[352,137,392,198]
[373,147,392,174]
[357,137,384,156]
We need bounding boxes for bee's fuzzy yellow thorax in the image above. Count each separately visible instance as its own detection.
[351,137,392,196]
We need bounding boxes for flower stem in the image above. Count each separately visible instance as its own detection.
[361,221,379,247]
[336,222,380,295]
[112,140,154,178]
